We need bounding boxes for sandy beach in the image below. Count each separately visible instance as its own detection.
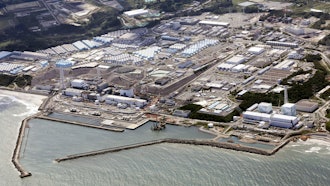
[0,89,47,116]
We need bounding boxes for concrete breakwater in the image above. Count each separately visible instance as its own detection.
[55,138,292,163]
[11,114,37,178]
[36,115,124,132]
[55,140,165,162]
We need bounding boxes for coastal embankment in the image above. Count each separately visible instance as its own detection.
[36,115,124,132]
[11,114,38,178]
[55,137,293,163]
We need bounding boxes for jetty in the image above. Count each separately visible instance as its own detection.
[36,115,124,132]
[55,137,293,163]
[11,114,37,178]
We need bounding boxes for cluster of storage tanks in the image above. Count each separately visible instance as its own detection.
[181,39,219,57]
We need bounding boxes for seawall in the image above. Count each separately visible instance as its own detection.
[55,138,292,163]
[11,114,38,178]
[36,115,124,132]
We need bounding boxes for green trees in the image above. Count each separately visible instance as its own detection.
[326,121,330,132]
[0,74,32,87]
[304,53,322,62]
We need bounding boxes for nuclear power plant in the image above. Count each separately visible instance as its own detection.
[242,86,299,129]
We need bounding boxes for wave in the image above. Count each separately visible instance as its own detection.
[0,96,14,105]
[0,94,39,117]
[305,147,322,153]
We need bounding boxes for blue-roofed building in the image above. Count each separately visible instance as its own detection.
[161,35,180,41]
[40,60,49,68]
[56,59,74,68]
[0,51,12,60]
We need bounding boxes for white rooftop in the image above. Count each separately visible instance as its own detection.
[238,1,256,7]
[124,9,149,17]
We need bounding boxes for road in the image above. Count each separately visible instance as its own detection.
[40,0,60,24]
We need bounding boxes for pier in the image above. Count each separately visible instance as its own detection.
[55,138,293,163]
[36,115,124,132]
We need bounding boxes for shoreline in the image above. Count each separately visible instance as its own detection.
[2,89,330,178]
[0,89,47,178]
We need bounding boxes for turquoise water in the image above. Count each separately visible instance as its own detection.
[1,94,330,186]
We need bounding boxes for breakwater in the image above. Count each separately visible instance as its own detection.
[55,138,293,163]
[55,140,165,162]
[36,115,124,132]
[11,114,37,178]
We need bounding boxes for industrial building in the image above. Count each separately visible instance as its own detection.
[226,56,246,64]
[120,88,134,97]
[281,103,296,116]
[71,79,88,89]
[287,51,304,60]
[217,63,236,71]
[123,9,149,17]
[266,41,298,48]
[199,20,229,27]
[173,109,191,118]
[105,95,147,108]
[247,47,265,55]
[243,111,299,128]
[258,102,273,114]
[0,51,12,60]
[0,63,23,74]
[181,39,219,57]
[63,88,84,97]
[273,60,295,70]
[295,99,319,113]
[285,27,305,36]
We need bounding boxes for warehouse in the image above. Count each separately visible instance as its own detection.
[105,95,147,108]
[0,51,12,60]
[123,9,149,17]
[71,79,88,89]
[266,41,298,48]
[295,99,319,113]
[232,64,246,73]
[248,47,265,55]
[226,56,246,64]
[63,88,84,97]
[285,27,304,36]
[199,20,229,27]
[73,41,90,50]
[217,63,236,71]
[273,60,295,70]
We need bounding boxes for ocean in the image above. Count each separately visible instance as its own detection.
[1,93,330,186]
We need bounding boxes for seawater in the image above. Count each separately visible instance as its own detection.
[1,95,330,186]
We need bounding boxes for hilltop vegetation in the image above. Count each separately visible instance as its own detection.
[0,0,236,51]
[0,7,121,51]
[0,74,32,87]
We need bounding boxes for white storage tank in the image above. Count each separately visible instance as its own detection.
[281,103,296,116]
[258,102,273,114]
